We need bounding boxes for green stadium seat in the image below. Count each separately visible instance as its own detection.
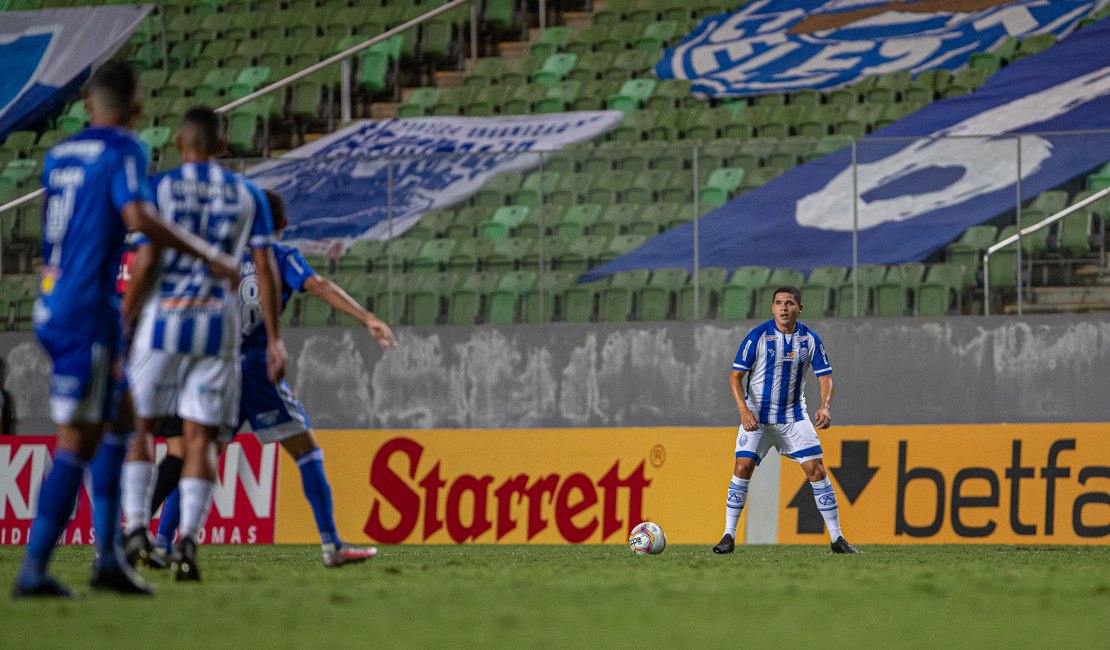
[513,171,560,206]
[410,239,458,272]
[698,167,745,208]
[1056,211,1094,257]
[533,53,578,87]
[487,270,538,324]
[521,270,576,322]
[916,263,965,316]
[448,238,495,272]
[485,237,534,271]
[529,26,573,59]
[535,81,581,113]
[447,272,501,325]
[608,78,657,113]
[479,206,531,240]
[501,83,546,114]
[563,281,602,322]
[408,273,460,326]
[474,171,522,208]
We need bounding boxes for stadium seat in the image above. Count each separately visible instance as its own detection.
[448,238,494,272]
[521,270,576,322]
[563,281,601,322]
[533,53,578,87]
[410,239,458,272]
[916,263,965,316]
[485,237,534,271]
[447,272,501,325]
[479,206,531,240]
[487,270,538,324]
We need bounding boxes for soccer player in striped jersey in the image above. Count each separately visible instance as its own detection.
[12,63,240,598]
[713,285,859,555]
[120,107,286,581]
[147,190,396,568]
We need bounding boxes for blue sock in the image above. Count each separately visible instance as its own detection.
[154,487,180,553]
[18,449,88,585]
[89,432,130,570]
[297,448,338,546]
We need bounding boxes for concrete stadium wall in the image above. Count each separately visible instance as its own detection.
[2,313,1106,435]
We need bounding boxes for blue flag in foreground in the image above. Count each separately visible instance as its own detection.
[583,18,1110,282]
[0,6,151,139]
[656,0,1107,97]
[248,112,623,251]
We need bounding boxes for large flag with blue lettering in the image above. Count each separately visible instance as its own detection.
[0,5,151,140]
[581,17,1110,281]
[248,112,623,250]
[657,0,1108,97]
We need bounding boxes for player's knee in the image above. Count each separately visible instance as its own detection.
[803,460,827,482]
[280,432,317,459]
[733,457,756,479]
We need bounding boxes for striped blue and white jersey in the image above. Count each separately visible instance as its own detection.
[732,319,832,425]
[34,127,153,342]
[133,162,274,358]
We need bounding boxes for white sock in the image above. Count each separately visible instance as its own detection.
[723,477,750,538]
[811,477,843,542]
[178,478,215,540]
[121,461,155,533]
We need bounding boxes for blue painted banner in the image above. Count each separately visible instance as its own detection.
[0,6,151,139]
[657,0,1108,97]
[248,112,623,251]
[582,18,1110,281]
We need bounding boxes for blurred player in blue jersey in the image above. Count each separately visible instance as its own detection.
[147,190,396,568]
[120,107,286,582]
[12,62,240,599]
[713,286,859,555]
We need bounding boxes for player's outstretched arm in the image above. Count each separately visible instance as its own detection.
[251,246,287,384]
[303,275,397,350]
[730,369,759,431]
[121,201,240,289]
[814,374,833,430]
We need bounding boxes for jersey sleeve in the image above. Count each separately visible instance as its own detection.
[109,139,154,213]
[810,331,833,376]
[278,246,317,293]
[246,182,275,249]
[732,327,761,371]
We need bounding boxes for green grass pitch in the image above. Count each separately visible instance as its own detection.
[1,545,1107,647]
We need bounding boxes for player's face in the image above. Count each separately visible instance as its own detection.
[772,292,802,330]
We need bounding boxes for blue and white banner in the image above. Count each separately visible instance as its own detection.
[0,5,151,139]
[583,18,1110,281]
[248,112,623,249]
[657,0,1108,97]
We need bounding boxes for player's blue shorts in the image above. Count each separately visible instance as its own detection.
[36,328,121,425]
[238,349,311,444]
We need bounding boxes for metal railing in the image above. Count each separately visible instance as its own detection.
[982,184,1110,315]
[0,0,478,278]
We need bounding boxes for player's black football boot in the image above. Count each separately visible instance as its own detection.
[123,528,154,567]
[90,563,154,595]
[147,546,171,570]
[172,537,201,582]
[12,575,76,599]
[830,536,861,554]
[712,533,735,554]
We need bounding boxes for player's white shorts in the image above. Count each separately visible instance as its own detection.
[734,419,823,465]
[127,340,240,427]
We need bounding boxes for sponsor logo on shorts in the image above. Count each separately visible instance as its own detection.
[738,434,749,447]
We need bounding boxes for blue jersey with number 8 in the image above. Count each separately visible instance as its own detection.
[239,242,316,354]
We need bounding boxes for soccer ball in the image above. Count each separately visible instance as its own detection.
[628,522,666,555]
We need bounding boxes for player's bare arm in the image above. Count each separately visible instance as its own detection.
[251,246,287,384]
[121,240,162,333]
[814,374,833,430]
[121,201,240,289]
[729,369,759,431]
[302,275,397,350]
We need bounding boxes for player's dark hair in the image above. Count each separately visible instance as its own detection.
[180,107,222,152]
[773,285,802,304]
[86,61,139,121]
[264,189,287,232]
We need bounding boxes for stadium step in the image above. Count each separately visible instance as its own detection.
[1004,286,1110,314]
[564,12,593,30]
[370,102,400,121]
[434,70,467,88]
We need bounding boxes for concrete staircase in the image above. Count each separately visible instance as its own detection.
[368,6,598,120]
